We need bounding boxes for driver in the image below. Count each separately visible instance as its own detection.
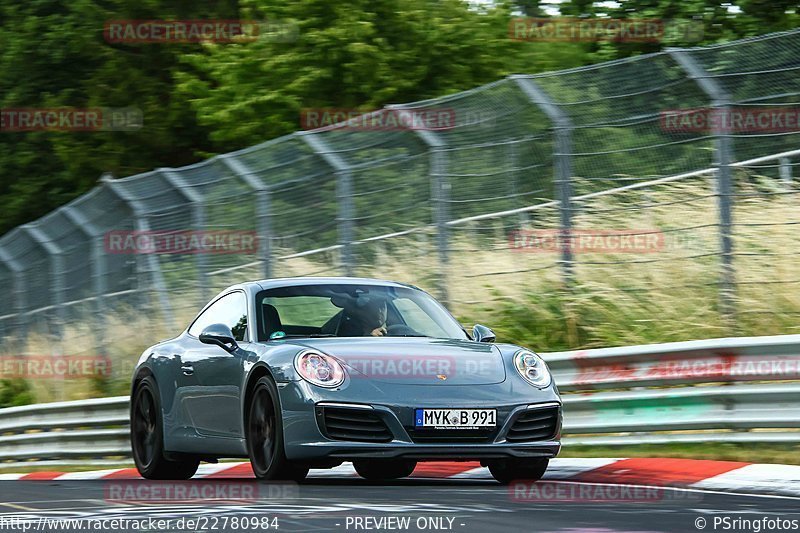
[339,296,388,337]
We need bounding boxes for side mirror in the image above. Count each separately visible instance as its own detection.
[472,324,496,343]
[199,323,239,353]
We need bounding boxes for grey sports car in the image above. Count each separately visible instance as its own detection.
[130,277,561,484]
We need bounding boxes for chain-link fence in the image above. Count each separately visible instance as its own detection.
[2,29,800,357]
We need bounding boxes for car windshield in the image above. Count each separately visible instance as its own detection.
[256,284,468,341]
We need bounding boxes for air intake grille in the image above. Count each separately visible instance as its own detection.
[505,406,559,442]
[319,407,393,443]
[408,429,494,443]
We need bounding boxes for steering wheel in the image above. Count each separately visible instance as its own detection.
[386,324,422,337]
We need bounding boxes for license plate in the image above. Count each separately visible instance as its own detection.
[414,408,496,429]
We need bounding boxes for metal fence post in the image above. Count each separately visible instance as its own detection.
[299,133,355,276]
[220,155,273,279]
[508,141,529,225]
[62,206,108,352]
[388,106,451,305]
[429,139,450,306]
[779,157,792,188]
[0,246,27,337]
[513,76,574,285]
[670,49,736,321]
[161,170,209,304]
[23,225,66,338]
[101,176,176,329]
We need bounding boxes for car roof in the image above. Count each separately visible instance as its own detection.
[221,276,419,294]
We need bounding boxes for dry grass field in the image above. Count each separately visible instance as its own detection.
[4,173,799,403]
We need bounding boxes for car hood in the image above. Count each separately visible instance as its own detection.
[288,337,507,385]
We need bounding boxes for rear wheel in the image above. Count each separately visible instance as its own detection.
[131,376,199,480]
[488,458,549,484]
[246,376,309,481]
[353,460,417,480]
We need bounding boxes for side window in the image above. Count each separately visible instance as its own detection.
[188,292,249,342]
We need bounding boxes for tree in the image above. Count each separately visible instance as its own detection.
[175,0,587,149]
[0,0,235,234]
[0,0,795,236]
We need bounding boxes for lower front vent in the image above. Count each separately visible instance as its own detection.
[505,406,559,442]
[318,406,393,443]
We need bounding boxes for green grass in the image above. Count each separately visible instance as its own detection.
[558,443,800,466]
[0,463,133,474]
[11,176,800,399]
[2,444,795,474]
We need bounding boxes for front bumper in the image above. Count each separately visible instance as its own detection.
[278,380,562,461]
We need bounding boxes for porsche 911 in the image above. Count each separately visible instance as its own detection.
[130,277,561,483]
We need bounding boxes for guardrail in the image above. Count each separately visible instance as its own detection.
[544,333,800,446]
[0,396,130,467]
[1,334,799,466]
[546,334,800,391]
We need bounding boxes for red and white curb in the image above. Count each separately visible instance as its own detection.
[0,458,798,498]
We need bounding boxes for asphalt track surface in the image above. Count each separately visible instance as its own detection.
[1,474,799,533]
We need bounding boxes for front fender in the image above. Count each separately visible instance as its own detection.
[240,342,311,429]
[245,341,313,383]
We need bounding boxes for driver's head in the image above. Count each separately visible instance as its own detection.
[349,296,387,330]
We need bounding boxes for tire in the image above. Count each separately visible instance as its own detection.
[488,458,549,485]
[131,376,199,480]
[246,376,309,481]
[353,460,417,480]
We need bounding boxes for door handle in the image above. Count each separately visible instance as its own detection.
[181,364,194,376]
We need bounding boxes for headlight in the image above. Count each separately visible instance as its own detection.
[294,350,345,388]
[513,349,551,388]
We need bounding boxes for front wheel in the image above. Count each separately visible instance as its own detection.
[246,376,308,481]
[353,460,417,480]
[488,458,549,484]
[131,376,199,480]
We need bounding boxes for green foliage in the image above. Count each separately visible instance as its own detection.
[1,0,797,237]
[0,379,35,408]
[175,0,586,149]
[0,0,228,233]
